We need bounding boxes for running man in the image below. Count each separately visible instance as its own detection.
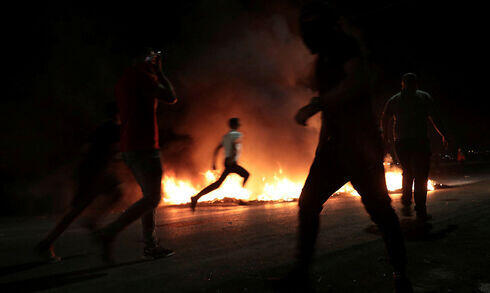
[381,73,449,221]
[95,48,177,262]
[35,103,122,262]
[190,118,249,211]
[282,2,412,292]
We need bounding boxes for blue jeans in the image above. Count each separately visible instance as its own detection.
[105,150,162,246]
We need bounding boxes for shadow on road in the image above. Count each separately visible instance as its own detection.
[364,220,459,242]
[0,254,86,278]
[0,258,156,292]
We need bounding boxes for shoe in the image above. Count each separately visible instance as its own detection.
[393,273,413,293]
[190,196,198,212]
[143,245,175,259]
[94,229,115,264]
[401,205,413,217]
[35,241,61,263]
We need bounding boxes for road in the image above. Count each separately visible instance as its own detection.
[1,164,490,292]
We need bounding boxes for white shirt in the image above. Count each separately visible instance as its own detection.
[222,130,242,160]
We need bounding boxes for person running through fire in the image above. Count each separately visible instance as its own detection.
[95,48,178,262]
[190,118,250,211]
[283,2,412,292]
[380,73,449,221]
[35,102,122,262]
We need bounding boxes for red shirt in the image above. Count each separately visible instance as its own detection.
[115,63,160,152]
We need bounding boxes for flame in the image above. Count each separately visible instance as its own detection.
[161,158,435,205]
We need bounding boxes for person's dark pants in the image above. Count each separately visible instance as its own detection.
[297,145,407,274]
[39,170,122,249]
[194,158,249,200]
[102,150,162,247]
[395,139,431,214]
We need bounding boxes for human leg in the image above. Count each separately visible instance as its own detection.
[97,151,162,250]
[351,164,409,281]
[413,148,431,220]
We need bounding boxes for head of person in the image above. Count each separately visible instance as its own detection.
[229,118,240,130]
[401,73,418,91]
[300,1,360,56]
[144,48,165,66]
[131,47,165,71]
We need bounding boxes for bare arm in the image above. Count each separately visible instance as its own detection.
[427,96,449,147]
[155,72,178,104]
[294,96,322,126]
[151,58,178,104]
[212,143,223,170]
[380,98,395,143]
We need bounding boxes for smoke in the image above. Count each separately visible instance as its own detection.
[160,1,320,193]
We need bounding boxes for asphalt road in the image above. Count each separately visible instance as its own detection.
[1,163,490,292]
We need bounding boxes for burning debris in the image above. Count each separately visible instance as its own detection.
[161,156,437,205]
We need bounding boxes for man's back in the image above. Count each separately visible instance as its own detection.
[387,90,434,140]
[222,130,242,160]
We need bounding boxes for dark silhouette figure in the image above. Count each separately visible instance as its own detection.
[95,49,178,262]
[35,103,122,262]
[190,118,249,211]
[284,2,412,292]
[381,73,449,221]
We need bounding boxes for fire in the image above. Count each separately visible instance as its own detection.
[161,158,435,205]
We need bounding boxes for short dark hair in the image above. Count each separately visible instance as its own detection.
[402,73,418,87]
[229,118,240,128]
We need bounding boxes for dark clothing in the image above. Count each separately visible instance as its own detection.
[381,90,442,214]
[104,150,162,245]
[40,120,122,248]
[72,120,121,206]
[298,142,407,273]
[194,157,249,200]
[115,63,161,152]
[395,139,431,212]
[107,62,175,247]
[296,45,407,274]
[383,90,437,141]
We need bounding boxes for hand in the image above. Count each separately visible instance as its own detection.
[442,136,449,149]
[157,55,163,73]
[294,108,309,126]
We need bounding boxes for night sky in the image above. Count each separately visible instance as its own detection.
[2,0,488,214]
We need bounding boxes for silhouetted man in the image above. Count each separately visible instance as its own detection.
[96,49,177,262]
[190,118,249,211]
[381,73,448,221]
[286,2,412,292]
[35,103,122,262]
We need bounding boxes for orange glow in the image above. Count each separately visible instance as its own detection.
[161,155,435,205]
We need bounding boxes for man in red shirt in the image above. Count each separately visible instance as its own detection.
[97,49,177,261]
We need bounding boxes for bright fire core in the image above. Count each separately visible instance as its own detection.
[161,161,435,205]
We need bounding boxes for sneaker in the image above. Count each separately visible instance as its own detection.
[401,205,413,217]
[143,245,175,259]
[393,273,413,293]
[190,196,198,212]
[94,229,115,264]
[34,242,61,263]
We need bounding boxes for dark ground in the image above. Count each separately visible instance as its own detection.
[0,163,489,292]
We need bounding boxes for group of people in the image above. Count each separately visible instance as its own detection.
[35,3,449,292]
